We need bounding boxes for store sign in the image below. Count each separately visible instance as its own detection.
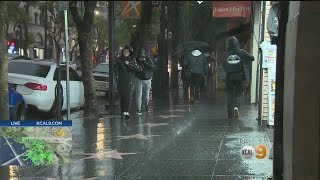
[120,1,141,19]
[212,1,251,18]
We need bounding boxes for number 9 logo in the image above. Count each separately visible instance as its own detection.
[255,144,267,159]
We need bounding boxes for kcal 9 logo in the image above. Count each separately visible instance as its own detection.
[241,145,267,159]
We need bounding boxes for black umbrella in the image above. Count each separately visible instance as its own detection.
[175,41,210,56]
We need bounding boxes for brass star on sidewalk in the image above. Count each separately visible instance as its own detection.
[116,133,161,140]
[135,123,170,128]
[168,109,187,112]
[79,150,138,160]
[155,115,184,119]
[144,123,169,128]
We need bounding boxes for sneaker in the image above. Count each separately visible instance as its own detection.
[136,110,142,116]
[233,107,239,119]
[146,105,149,112]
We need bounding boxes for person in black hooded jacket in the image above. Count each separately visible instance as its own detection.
[223,36,254,119]
[114,46,142,119]
[134,49,156,115]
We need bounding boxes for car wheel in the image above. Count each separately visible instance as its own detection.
[11,102,25,120]
[50,85,63,118]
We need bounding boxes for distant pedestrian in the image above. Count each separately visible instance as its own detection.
[134,49,156,115]
[223,36,254,119]
[115,46,142,119]
[184,47,209,103]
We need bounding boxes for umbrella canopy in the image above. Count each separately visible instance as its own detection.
[175,41,210,56]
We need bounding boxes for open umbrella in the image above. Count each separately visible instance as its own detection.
[175,41,210,56]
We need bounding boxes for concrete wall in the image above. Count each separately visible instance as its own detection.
[283,1,320,179]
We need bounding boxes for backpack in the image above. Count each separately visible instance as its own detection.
[225,54,246,81]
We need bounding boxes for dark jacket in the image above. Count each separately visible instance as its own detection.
[135,53,156,80]
[115,48,141,93]
[223,36,254,76]
[184,50,209,76]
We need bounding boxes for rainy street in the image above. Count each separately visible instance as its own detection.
[10,89,273,179]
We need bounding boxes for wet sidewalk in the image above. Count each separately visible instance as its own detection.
[10,89,273,180]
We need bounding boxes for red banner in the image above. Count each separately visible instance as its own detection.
[212,1,251,18]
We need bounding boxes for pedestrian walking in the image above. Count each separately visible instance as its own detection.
[115,46,142,119]
[134,49,156,115]
[223,36,255,119]
[184,47,209,103]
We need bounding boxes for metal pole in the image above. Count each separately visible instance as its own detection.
[108,1,115,109]
[19,25,22,56]
[44,1,48,58]
[64,10,70,120]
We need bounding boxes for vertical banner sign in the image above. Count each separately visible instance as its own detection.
[120,1,141,19]
[212,1,251,18]
[261,41,277,126]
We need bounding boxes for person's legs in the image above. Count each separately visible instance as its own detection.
[135,78,143,114]
[142,79,152,108]
[127,84,134,114]
[195,74,202,100]
[226,78,235,118]
[234,80,244,118]
[190,74,196,101]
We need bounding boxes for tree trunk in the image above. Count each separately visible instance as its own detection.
[22,22,29,57]
[69,1,99,118]
[79,32,98,116]
[0,1,10,179]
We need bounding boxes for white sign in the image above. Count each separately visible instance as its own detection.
[197,1,203,4]
[261,41,277,69]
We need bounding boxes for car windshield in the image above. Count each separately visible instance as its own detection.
[93,64,109,74]
[8,62,51,78]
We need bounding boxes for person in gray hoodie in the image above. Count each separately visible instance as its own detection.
[184,47,209,103]
[223,36,254,119]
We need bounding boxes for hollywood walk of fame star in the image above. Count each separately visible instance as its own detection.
[122,1,141,16]
[135,123,170,128]
[155,115,184,119]
[116,133,161,140]
[79,150,139,160]
[168,109,187,112]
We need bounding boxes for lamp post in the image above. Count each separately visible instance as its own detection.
[44,0,48,58]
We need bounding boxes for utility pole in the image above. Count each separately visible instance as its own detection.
[44,1,48,58]
[106,1,117,114]
[159,1,169,90]
[273,2,288,179]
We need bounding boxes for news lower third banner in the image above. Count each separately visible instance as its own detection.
[0,120,72,166]
[0,120,72,127]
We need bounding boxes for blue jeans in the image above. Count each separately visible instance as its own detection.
[135,78,152,111]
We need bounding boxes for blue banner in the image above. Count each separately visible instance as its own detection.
[0,120,72,127]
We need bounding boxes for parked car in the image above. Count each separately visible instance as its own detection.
[8,84,27,120]
[93,63,118,96]
[60,61,77,71]
[8,60,85,117]
[8,54,32,61]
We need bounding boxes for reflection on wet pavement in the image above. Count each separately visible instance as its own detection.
[9,90,273,180]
